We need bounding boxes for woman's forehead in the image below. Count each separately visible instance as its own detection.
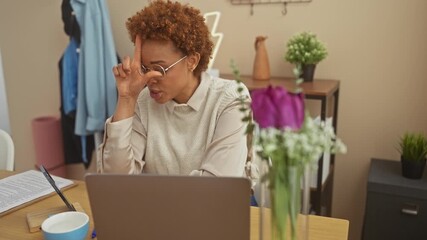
[141,39,176,52]
[141,39,179,60]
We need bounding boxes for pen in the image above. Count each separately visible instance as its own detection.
[39,165,76,211]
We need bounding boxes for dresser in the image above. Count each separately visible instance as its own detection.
[363,158,427,239]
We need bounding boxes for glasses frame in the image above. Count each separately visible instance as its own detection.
[141,55,188,76]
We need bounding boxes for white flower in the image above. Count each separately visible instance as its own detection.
[255,115,346,167]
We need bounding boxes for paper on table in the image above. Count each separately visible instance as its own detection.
[0,170,74,214]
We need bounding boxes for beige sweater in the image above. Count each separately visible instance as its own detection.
[98,72,250,177]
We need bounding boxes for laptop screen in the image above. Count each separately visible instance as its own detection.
[86,174,251,240]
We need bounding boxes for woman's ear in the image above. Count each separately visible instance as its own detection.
[187,53,200,72]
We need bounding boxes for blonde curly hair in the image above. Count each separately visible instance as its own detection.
[126,0,213,77]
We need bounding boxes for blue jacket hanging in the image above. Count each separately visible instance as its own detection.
[71,0,118,136]
[61,37,79,115]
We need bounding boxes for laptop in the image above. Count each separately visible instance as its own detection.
[85,174,251,240]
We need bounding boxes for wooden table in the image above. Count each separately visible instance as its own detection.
[250,208,349,240]
[0,171,94,240]
[0,171,349,240]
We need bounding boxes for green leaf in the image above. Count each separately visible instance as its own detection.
[399,132,427,161]
[284,31,327,65]
[245,123,255,135]
[241,116,252,122]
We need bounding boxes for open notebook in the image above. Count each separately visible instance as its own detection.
[0,170,75,216]
[86,174,251,240]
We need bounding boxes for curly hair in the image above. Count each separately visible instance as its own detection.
[126,0,213,77]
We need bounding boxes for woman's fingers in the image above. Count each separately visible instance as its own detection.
[113,56,135,79]
[132,35,143,76]
[116,64,128,78]
[133,35,142,66]
[122,56,131,74]
[112,34,157,81]
[112,65,120,77]
[112,59,160,80]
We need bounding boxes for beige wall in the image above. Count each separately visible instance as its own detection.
[1,0,427,239]
[0,0,67,169]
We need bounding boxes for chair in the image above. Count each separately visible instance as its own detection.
[0,129,14,171]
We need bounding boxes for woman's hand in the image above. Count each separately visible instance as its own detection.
[113,35,161,100]
[111,35,161,122]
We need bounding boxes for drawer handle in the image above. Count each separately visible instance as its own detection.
[401,203,419,216]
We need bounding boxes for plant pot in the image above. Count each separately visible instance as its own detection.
[401,157,426,179]
[300,64,316,82]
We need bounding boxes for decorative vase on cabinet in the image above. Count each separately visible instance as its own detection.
[252,36,270,80]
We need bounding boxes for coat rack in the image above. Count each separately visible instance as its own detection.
[230,0,312,15]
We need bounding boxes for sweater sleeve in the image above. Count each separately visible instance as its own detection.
[97,102,147,174]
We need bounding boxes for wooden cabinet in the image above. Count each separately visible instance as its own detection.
[363,159,427,240]
[221,74,340,216]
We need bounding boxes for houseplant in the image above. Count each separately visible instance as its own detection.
[284,32,327,82]
[231,61,346,240]
[398,132,427,179]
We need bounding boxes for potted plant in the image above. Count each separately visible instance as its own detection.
[284,32,328,82]
[398,132,427,179]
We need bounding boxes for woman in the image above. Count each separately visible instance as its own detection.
[98,0,250,177]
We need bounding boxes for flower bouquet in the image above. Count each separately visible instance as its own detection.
[231,62,346,240]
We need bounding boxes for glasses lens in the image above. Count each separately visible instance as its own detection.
[140,64,166,76]
[152,65,166,76]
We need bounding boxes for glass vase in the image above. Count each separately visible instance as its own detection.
[258,161,311,240]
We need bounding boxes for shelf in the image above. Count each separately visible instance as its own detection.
[230,0,313,15]
[220,74,340,97]
[230,0,312,4]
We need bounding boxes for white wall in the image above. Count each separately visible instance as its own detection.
[0,49,10,134]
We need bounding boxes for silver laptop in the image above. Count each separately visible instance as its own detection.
[85,174,251,240]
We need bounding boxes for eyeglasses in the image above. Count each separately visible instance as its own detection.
[141,55,187,77]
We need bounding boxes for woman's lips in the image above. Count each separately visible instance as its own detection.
[149,90,162,100]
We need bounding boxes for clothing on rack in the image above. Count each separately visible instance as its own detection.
[61,37,79,115]
[59,0,118,167]
[61,0,80,44]
[59,0,94,167]
[58,56,94,168]
[70,0,118,136]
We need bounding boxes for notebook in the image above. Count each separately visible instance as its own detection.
[85,174,251,240]
[0,170,75,216]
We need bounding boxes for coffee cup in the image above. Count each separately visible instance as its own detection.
[41,211,89,240]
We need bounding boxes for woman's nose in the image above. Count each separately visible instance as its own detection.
[146,77,159,86]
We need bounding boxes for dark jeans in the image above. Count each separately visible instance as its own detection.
[250,194,258,206]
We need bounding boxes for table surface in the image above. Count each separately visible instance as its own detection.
[0,170,349,240]
[221,74,340,97]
